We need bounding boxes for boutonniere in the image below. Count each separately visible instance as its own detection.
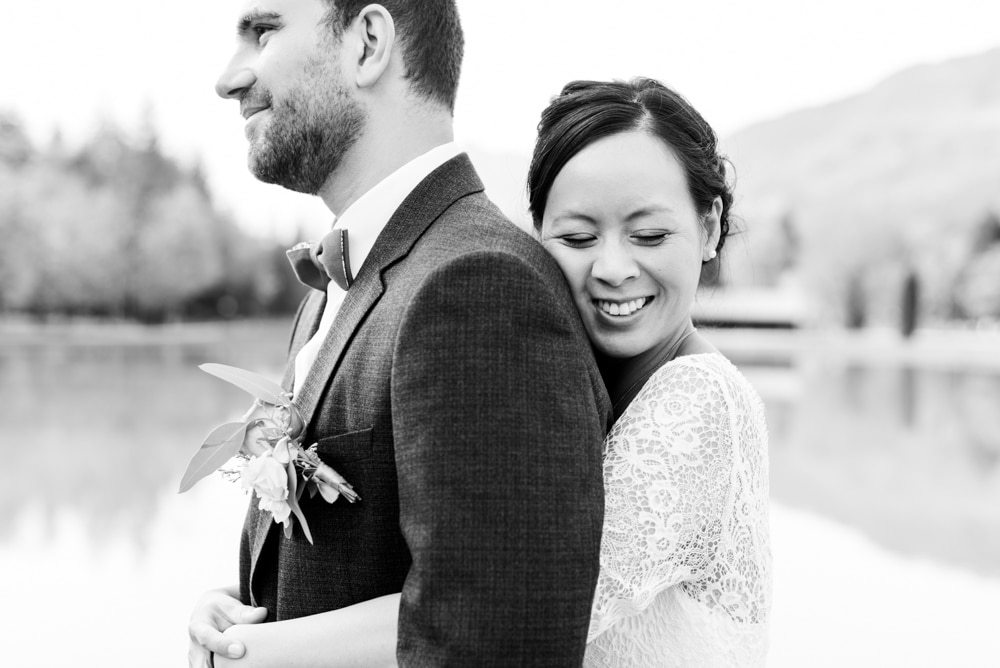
[178,364,359,543]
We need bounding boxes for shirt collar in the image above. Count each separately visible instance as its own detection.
[331,141,461,279]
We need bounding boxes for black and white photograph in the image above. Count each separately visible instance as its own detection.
[2,1,999,666]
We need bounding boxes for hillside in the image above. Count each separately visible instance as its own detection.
[721,46,1000,322]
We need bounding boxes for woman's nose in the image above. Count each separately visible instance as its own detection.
[591,241,640,286]
[215,54,257,100]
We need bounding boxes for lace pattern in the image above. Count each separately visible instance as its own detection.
[585,353,771,667]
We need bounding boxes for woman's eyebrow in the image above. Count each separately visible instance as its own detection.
[626,205,673,222]
[551,210,598,225]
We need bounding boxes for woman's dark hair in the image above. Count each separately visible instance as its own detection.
[527,78,733,264]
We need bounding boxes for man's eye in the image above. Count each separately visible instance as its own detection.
[253,25,276,43]
[560,234,596,248]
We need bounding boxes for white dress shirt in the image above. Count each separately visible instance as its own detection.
[293,142,462,398]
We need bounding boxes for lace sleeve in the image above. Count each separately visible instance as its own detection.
[588,357,738,642]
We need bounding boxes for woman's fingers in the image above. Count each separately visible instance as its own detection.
[188,588,267,665]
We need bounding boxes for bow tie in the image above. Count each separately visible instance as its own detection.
[287,228,354,292]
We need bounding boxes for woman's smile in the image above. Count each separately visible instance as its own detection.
[593,296,652,319]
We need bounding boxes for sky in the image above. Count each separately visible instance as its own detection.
[4,0,1000,239]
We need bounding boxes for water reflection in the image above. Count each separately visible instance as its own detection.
[4,322,999,576]
[952,372,1000,472]
[756,355,1000,577]
[4,323,1000,666]
[0,321,289,550]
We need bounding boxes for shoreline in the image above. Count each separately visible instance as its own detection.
[0,316,291,347]
[5,318,1000,375]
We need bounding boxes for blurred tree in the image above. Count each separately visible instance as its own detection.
[844,271,868,329]
[14,164,131,314]
[0,113,34,311]
[900,271,920,337]
[954,246,1000,321]
[765,211,800,282]
[132,182,228,318]
[0,112,32,166]
[0,179,31,311]
[951,211,1000,322]
[968,211,1000,254]
[0,110,296,321]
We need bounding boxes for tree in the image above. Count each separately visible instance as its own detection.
[969,211,1000,254]
[900,271,920,337]
[1,110,296,320]
[954,246,1000,320]
[844,271,867,329]
[0,112,32,166]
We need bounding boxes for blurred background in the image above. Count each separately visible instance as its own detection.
[2,0,1000,665]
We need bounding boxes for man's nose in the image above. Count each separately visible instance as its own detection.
[215,54,256,100]
[592,240,640,287]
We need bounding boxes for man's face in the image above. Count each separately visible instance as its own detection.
[216,0,366,194]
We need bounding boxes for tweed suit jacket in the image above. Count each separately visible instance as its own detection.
[239,154,612,666]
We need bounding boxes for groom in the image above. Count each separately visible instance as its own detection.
[189,0,611,665]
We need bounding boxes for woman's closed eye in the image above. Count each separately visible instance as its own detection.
[631,230,670,246]
[557,233,598,248]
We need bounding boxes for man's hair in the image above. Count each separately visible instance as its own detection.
[323,0,464,112]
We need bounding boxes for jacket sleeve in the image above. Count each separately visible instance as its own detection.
[391,250,606,667]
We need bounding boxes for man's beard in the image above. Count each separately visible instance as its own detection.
[244,69,366,195]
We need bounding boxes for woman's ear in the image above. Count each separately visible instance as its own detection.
[351,4,395,89]
[702,196,723,261]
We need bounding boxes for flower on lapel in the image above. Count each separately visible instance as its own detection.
[242,451,292,526]
[242,401,304,458]
[178,363,359,544]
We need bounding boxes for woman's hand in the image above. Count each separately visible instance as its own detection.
[204,593,401,668]
[188,586,267,668]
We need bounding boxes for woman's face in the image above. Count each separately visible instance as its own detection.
[540,130,719,359]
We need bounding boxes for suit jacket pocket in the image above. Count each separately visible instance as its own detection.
[314,427,374,464]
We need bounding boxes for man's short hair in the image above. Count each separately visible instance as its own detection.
[324,0,464,112]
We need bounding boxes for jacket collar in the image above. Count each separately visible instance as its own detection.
[291,152,484,430]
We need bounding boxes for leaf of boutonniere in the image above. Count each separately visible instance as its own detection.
[199,363,289,406]
[285,459,314,544]
[316,480,341,504]
[178,421,248,493]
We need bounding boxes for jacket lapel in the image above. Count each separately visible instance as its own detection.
[281,290,326,391]
[292,153,485,430]
[247,154,485,599]
[248,287,325,604]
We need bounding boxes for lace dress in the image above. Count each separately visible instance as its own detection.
[584,353,771,667]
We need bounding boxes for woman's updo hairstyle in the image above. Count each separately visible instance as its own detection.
[527,78,733,265]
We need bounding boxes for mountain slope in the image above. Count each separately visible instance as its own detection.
[720,46,1000,320]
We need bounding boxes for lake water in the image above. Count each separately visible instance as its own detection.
[2,321,998,666]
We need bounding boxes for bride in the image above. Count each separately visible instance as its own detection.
[209,77,771,667]
[529,77,772,667]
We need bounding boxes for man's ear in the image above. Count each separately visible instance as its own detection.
[351,4,395,89]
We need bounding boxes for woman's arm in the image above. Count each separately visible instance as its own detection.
[588,358,734,642]
[214,593,401,668]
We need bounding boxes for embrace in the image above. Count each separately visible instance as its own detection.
[188,1,771,666]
